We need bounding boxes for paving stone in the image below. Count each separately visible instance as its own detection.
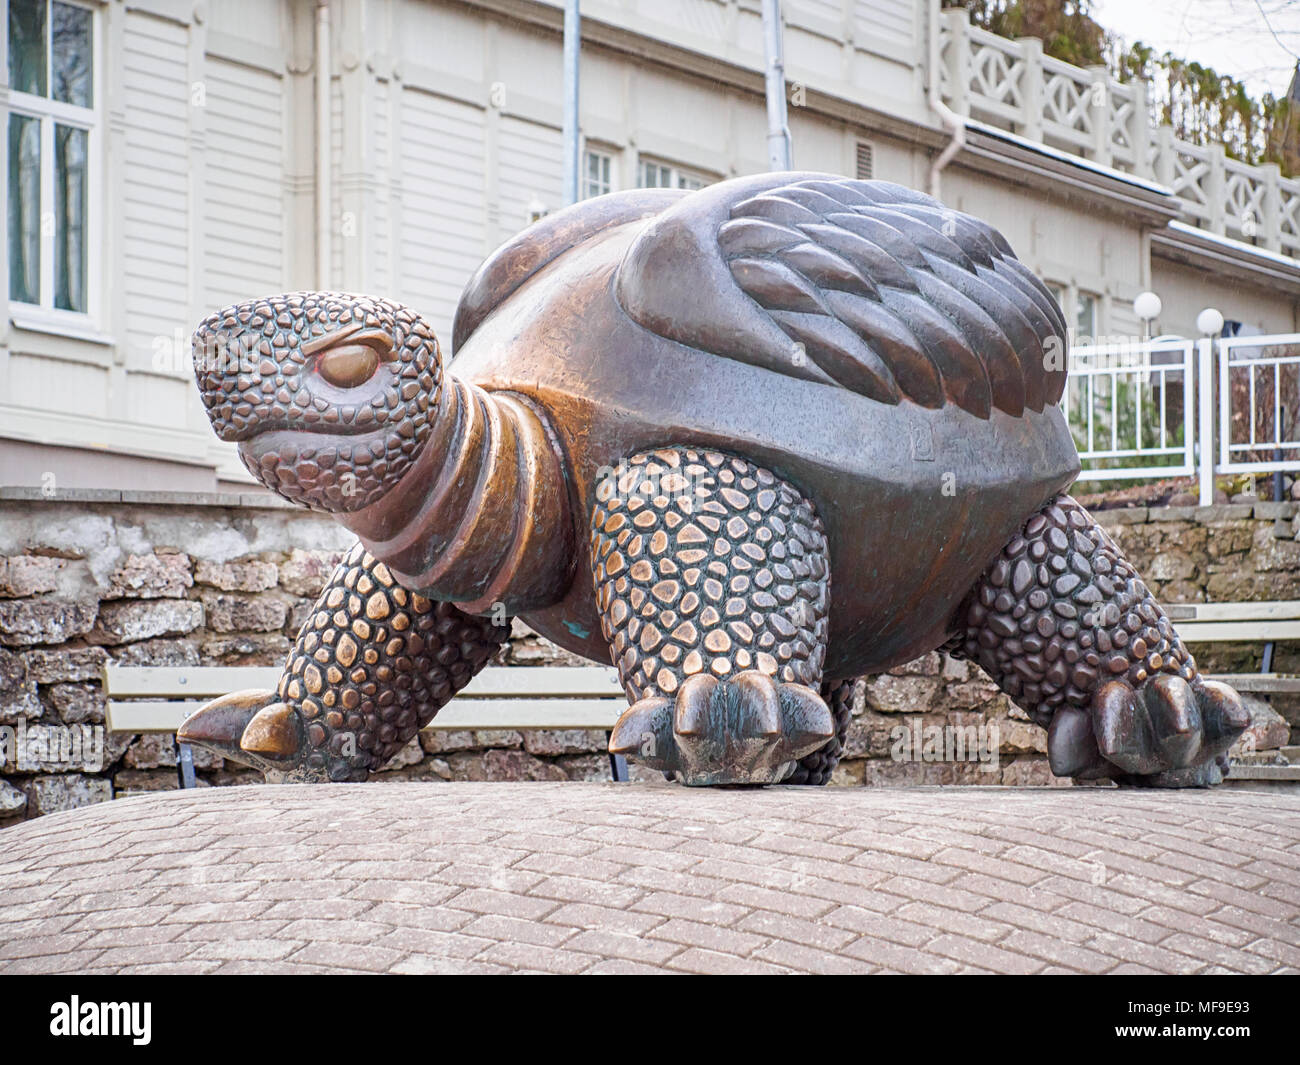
[0,782,1296,974]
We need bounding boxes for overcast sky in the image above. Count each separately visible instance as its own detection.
[1090,0,1300,100]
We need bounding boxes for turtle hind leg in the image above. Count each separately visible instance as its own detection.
[784,678,856,785]
[949,494,1248,787]
[592,448,835,786]
[179,543,510,782]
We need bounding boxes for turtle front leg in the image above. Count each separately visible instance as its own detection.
[949,494,1248,787]
[591,448,837,786]
[179,543,509,782]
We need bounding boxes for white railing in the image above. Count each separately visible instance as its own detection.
[1218,333,1300,475]
[940,6,1296,259]
[1065,339,1196,481]
[1068,332,1300,501]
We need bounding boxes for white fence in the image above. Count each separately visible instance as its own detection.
[1217,333,1300,475]
[1066,339,1196,481]
[1066,333,1300,502]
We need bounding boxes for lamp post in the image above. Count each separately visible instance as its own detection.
[1196,307,1224,507]
[1133,291,1161,342]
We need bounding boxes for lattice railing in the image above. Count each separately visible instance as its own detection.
[1224,158,1269,244]
[1106,79,1141,171]
[940,5,1293,259]
[962,26,1028,127]
[1166,140,1214,225]
[1040,53,1094,154]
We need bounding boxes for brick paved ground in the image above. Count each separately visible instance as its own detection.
[0,782,1296,974]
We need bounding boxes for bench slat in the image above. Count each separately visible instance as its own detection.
[1164,600,1300,622]
[103,665,282,697]
[1203,673,1300,694]
[429,699,621,730]
[104,664,622,698]
[453,667,623,697]
[107,701,206,733]
[1173,621,1300,642]
[107,697,622,734]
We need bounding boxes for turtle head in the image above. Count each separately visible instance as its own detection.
[192,292,441,512]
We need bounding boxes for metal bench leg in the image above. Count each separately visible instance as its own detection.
[605,731,629,782]
[176,741,197,790]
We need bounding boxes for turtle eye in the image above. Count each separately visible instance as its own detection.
[315,332,392,389]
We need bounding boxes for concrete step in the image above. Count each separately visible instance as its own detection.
[1226,763,1300,782]
[1233,748,1294,765]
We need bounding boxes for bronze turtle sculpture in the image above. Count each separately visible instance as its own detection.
[180,172,1247,787]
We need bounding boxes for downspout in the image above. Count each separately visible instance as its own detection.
[562,0,581,205]
[316,1,332,288]
[762,0,793,170]
[926,0,964,199]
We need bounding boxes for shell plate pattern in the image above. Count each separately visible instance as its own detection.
[719,178,1068,418]
[192,292,441,512]
[948,495,1196,727]
[589,449,830,701]
[280,543,509,781]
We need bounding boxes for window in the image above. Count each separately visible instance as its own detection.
[583,148,613,199]
[637,158,711,191]
[525,198,549,225]
[7,0,95,315]
[1075,290,1098,343]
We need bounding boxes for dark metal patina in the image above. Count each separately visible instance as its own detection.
[180,173,1246,788]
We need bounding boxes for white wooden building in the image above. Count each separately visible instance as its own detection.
[2,0,1298,493]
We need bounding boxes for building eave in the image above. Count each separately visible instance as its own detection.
[953,125,1181,226]
[1151,220,1300,296]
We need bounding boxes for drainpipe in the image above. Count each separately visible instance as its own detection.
[562,0,581,205]
[762,0,792,170]
[926,0,964,199]
[316,1,332,288]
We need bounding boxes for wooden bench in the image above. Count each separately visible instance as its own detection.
[104,664,629,788]
[1163,600,1300,782]
[106,602,1300,788]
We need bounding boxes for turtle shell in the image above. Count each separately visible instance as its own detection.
[448,173,1080,678]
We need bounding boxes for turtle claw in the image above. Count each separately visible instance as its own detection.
[609,671,834,786]
[1048,675,1248,788]
[240,702,304,760]
[178,690,311,780]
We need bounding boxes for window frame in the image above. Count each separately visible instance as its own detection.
[1045,282,1105,347]
[582,144,615,200]
[636,155,713,192]
[1075,289,1100,345]
[5,0,102,332]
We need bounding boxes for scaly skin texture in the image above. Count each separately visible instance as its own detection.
[786,679,856,786]
[590,449,830,694]
[280,544,509,780]
[179,544,510,781]
[192,293,440,512]
[591,448,839,784]
[948,494,1247,786]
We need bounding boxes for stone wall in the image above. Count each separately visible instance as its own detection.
[0,491,1295,822]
